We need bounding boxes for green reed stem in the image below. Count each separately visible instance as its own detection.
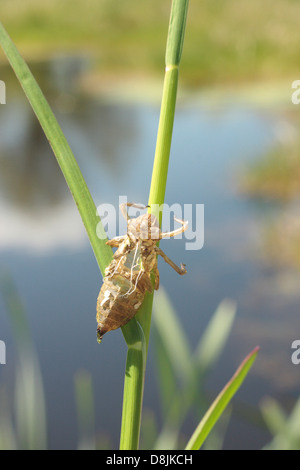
[119,0,189,450]
[140,0,189,351]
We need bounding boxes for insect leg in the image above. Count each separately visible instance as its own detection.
[106,235,126,248]
[155,247,187,275]
[160,217,188,238]
[124,264,144,297]
[120,203,149,221]
[128,242,140,286]
[105,256,124,278]
[122,241,143,296]
[154,266,160,290]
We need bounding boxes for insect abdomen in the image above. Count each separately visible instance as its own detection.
[96,274,145,342]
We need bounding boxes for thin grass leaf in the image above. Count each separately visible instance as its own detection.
[74,370,96,450]
[263,397,300,450]
[0,272,47,450]
[154,425,180,451]
[147,0,189,220]
[14,355,47,450]
[153,296,235,450]
[120,322,146,450]
[166,0,189,66]
[260,397,288,437]
[283,398,300,439]
[153,288,193,385]
[0,389,17,450]
[140,410,158,451]
[202,406,232,451]
[194,299,237,376]
[152,295,192,449]
[185,346,259,450]
[152,326,178,420]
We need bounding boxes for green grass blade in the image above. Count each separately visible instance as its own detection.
[74,370,96,450]
[140,410,158,450]
[153,288,193,385]
[260,397,287,437]
[0,21,112,276]
[152,326,178,420]
[185,346,259,450]
[0,389,17,450]
[153,298,236,450]
[139,0,189,359]
[120,322,146,450]
[282,398,300,441]
[147,0,189,220]
[147,68,179,219]
[0,271,47,450]
[263,397,300,450]
[14,355,47,450]
[194,299,237,376]
[166,0,189,66]
[202,406,232,451]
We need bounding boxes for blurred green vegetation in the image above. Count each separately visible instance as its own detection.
[262,396,300,450]
[2,278,298,450]
[239,122,300,270]
[0,271,47,450]
[1,0,299,86]
[149,289,238,449]
[240,143,300,202]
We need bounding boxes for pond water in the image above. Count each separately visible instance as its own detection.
[0,60,299,450]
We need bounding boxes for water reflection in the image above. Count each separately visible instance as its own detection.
[0,108,66,209]
[0,58,144,251]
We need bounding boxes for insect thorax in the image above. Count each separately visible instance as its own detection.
[127,213,160,241]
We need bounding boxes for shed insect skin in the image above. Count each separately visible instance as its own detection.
[96,203,188,343]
